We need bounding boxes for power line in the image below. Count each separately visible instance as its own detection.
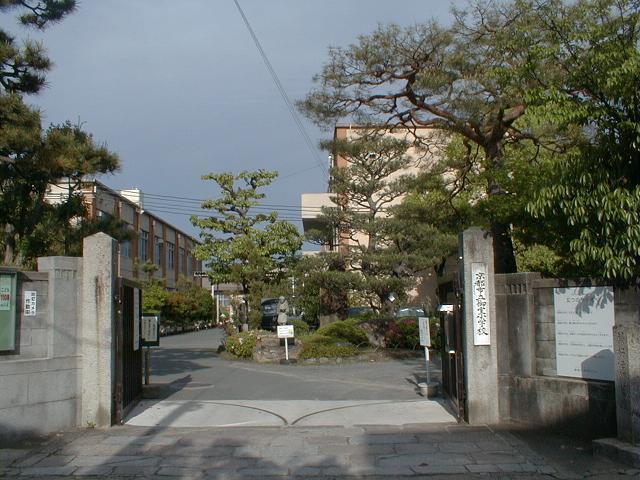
[141,191,329,211]
[232,0,328,179]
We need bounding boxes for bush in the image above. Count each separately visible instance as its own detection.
[316,320,369,346]
[299,333,360,359]
[223,322,237,336]
[385,317,420,349]
[429,317,443,351]
[224,331,257,358]
[289,318,310,336]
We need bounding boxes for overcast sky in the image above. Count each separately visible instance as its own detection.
[3,0,465,244]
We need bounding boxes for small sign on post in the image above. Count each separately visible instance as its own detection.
[141,314,160,386]
[418,317,431,384]
[277,325,294,361]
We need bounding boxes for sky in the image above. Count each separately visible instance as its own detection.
[3,0,466,245]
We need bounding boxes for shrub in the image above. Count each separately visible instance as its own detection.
[429,317,443,351]
[223,322,237,336]
[289,318,310,336]
[299,333,360,359]
[224,331,257,358]
[316,320,369,346]
[385,317,420,349]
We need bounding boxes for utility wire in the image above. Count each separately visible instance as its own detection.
[232,0,328,179]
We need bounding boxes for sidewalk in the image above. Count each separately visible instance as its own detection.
[2,421,638,479]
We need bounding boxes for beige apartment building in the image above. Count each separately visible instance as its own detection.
[46,179,202,289]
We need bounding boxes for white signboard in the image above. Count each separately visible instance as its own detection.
[24,291,37,316]
[277,325,294,339]
[141,315,158,343]
[418,317,431,347]
[554,287,614,381]
[471,262,491,345]
[133,288,140,351]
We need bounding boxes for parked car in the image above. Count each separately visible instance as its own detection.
[396,306,426,318]
[347,306,375,318]
[260,298,280,331]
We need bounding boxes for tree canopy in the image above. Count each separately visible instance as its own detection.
[301,0,640,286]
[191,170,302,326]
[0,0,121,267]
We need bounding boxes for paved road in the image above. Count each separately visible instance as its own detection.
[147,329,436,401]
[127,328,455,428]
[4,330,636,478]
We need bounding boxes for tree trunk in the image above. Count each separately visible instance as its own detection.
[490,220,517,274]
[485,141,517,274]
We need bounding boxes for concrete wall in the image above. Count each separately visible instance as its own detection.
[495,273,617,438]
[0,260,83,438]
[0,233,120,439]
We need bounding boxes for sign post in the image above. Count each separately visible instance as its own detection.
[277,324,294,361]
[141,314,160,385]
[418,316,431,383]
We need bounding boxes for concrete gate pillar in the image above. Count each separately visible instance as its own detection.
[612,298,640,445]
[460,227,500,424]
[81,233,117,427]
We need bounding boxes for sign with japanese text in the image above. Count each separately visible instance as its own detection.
[133,287,140,351]
[141,314,160,347]
[554,286,614,381]
[471,262,491,345]
[24,291,37,316]
[277,325,294,339]
[0,272,17,352]
[418,317,431,347]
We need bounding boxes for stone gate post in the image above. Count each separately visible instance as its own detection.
[461,227,500,424]
[81,232,117,427]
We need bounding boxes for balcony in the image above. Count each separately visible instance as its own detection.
[300,193,335,234]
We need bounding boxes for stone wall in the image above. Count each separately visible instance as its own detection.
[0,233,119,439]
[495,273,617,438]
[0,260,83,438]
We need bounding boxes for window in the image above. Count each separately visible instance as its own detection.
[139,230,148,261]
[187,253,193,275]
[154,236,163,266]
[120,240,132,258]
[166,241,175,269]
[179,247,185,273]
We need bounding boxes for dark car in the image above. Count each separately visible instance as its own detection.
[260,298,280,331]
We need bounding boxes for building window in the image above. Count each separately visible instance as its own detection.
[120,240,132,258]
[166,241,175,269]
[187,254,193,276]
[139,230,148,261]
[179,247,185,273]
[154,236,162,266]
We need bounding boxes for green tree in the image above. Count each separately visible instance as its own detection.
[520,0,640,285]
[0,1,120,266]
[310,133,452,313]
[191,170,302,327]
[299,2,558,274]
[142,279,169,315]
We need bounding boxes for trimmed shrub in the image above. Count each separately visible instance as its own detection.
[225,331,257,358]
[385,317,420,349]
[299,333,360,359]
[289,318,310,336]
[316,320,369,346]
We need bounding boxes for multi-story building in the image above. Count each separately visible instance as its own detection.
[46,179,202,289]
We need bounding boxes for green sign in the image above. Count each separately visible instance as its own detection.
[0,272,17,352]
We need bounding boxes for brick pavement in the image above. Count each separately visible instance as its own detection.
[1,423,639,479]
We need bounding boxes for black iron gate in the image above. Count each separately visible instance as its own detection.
[439,278,467,422]
[115,279,142,423]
